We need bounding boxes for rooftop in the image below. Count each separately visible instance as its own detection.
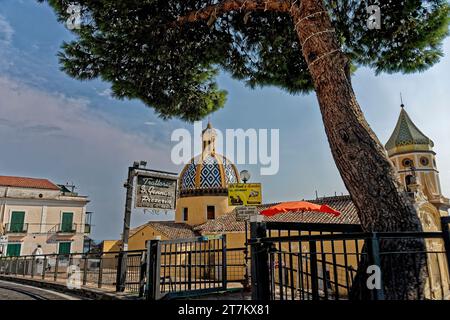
[195,195,360,233]
[131,221,198,239]
[0,175,60,191]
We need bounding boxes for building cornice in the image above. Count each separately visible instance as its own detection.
[0,197,89,207]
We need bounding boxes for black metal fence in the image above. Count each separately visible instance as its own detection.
[250,219,450,300]
[146,235,229,299]
[0,250,146,293]
[0,236,246,299]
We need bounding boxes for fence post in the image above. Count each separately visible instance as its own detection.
[440,217,450,276]
[147,239,161,300]
[366,232,385,300]
[31,257,35,278]
[83,255,88,285]
[309,241,319,300]
[42,256,47,280]
[22,257,26,276]
[15,256,19,276]
[98,254,104,288]
[250,215,271,300]
[54,255,59,281]
[187,251,192,291]
[138,251,147,297]
[221,234,227,290]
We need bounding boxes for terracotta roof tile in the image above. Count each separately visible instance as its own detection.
[132,221,198,239]
[0,176,60,190]
[195,195,360,233]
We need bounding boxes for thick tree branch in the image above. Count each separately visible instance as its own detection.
[175,0,291,25]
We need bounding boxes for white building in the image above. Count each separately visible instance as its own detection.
[0,176,91,256]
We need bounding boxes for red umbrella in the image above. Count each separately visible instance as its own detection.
[260,201,341,217]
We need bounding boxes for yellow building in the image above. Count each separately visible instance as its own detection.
[0,176,91,256]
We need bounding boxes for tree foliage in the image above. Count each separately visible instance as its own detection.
[41,0,449,121]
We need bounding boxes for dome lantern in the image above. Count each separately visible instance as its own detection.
[179,122,240,197]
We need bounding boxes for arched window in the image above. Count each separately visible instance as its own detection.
[405,174,415,192]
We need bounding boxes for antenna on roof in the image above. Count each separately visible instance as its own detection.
[400,93,404,108]
[315,190,318,200]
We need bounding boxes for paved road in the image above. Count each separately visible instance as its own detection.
[0,280,81,300]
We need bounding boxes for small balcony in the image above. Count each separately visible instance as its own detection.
[84,223,91,234]
[4,223,28,234]
[57,223,77,234]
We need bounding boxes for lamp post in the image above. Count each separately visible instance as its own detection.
[239,170,251,291]
[116,160,146,292]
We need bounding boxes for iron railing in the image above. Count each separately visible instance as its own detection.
[0,250,146,293]
[0,241,247,299]
[57,223,78,233]
[2,223,88,234]
[4,223,29,233]
[250,220,450,300]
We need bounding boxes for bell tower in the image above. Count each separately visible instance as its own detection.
[385,103,449,214]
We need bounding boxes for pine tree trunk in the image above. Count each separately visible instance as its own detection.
[290,0,427,299]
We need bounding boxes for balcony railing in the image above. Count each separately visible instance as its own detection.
[84,223,91,234]
[57,223,77,233]
[4,223,28,234]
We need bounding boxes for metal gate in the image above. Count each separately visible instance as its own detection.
[146,235,227,300]
[250,220,450,300]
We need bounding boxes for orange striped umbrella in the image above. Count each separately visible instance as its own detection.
[260,201,341,217]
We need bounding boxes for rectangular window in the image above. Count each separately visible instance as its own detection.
[58,242,71,255]
[207,206,215,220]
[61,212,74,232]
[9,211,25,233]
[183,208,189,221]
[6,243,21,257]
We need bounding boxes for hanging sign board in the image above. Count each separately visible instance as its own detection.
[135,171,178,210]
[235,206,258,222]
[228,183,262,206]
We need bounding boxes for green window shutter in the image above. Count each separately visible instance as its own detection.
[58,242,71,255]
[61,212,73,232]
[6,243,21,256]
[10,211,25,232]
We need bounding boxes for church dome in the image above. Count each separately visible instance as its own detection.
[178,122,239,197]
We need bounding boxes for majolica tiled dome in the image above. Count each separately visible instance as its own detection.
[178,122,239,197]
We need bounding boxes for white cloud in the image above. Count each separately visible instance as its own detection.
[97,88,113,98]
[0,75,176,239]
[0,15,13,45]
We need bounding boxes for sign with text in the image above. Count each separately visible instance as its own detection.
[135,172,178,210]
[228,183,262,206]
[235,206,258,222]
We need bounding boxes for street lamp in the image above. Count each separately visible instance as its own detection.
[240,170,251,183]
[239,169,251,291]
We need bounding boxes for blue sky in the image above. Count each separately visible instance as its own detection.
[0,1,449,240]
